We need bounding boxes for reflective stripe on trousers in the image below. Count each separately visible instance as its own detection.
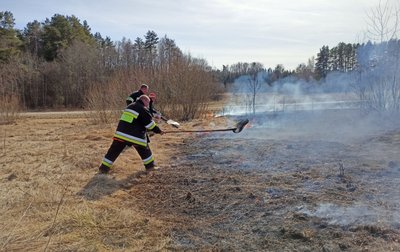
[101,139,154,169]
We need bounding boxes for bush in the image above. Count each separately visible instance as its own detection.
[84,81,124,124]
[0,93,20,124]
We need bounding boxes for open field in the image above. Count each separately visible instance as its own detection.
[0,109,400,251]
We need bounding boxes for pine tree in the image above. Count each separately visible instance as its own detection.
[144,30,159,69]
[133,37,145,68]
[315,45,330,79]
[0,11,23,62]
[41,14,95,61]
[158,35,182,70]
[23,20,43,56]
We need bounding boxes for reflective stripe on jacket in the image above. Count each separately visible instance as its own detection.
[114,100,161,147]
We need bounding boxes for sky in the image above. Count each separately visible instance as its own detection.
[1,0,384,70]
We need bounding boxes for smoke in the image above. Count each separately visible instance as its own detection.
[229,71,269,93]
[299,203,400,228]
[220,41,400,142]
[211,42,400,231]
[222,72,398,144]
[355,41,400,112]
[223,70,360,119]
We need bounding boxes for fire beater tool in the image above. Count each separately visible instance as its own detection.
[163,119,249,134]
[152,105,180,128]
[160,115,180,128]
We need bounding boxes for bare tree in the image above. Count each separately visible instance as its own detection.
[157,55,216,120]
[58,40,102,107]
[246,62,265,114]
[0,60,21,124]
[357,0,400,113]
[366,0,399,42]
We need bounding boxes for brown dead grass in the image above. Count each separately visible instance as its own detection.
[0,111,399,251]
[0,113,182,251]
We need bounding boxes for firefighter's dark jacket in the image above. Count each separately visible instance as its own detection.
[149,99,158,116]
[126,89,144,105]
[126,90,157,116]
[114,100,161,147]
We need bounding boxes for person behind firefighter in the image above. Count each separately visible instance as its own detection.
[148,92,162,119]
[145,92,162,140]
[99,95,164,174]
[126,84,148,106]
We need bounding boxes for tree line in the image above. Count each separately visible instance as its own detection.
[0,11,216,121]
[218,41,359,86]
[1,0,399,116]
[0,10,377,110]
[218,38,400,113]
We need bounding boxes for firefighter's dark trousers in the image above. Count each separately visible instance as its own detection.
[99,138,155,171]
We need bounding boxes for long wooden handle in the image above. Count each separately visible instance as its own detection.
[164,128,235,133]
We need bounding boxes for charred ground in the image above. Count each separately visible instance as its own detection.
[132,128,400,251]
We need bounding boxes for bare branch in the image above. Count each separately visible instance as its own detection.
[366,0,399,42]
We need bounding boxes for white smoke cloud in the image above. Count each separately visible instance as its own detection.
[300,203,400,228]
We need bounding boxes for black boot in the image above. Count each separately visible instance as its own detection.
[145,162,159,173]
[98,164,110,174]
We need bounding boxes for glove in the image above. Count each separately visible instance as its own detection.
[154,113,162,119]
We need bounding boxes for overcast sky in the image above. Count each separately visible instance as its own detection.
[2,0,383,69]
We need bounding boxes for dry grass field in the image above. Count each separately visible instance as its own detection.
[0,113,182,251]
[1,108,400,251]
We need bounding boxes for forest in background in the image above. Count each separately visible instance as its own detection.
[0,0,399,119]
[0,11,216,121]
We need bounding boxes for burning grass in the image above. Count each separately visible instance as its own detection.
[0,112,399,251]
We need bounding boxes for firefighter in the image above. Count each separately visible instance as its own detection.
[126,84,148,106]
[99,95,164,174]
[126,87,158,147]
